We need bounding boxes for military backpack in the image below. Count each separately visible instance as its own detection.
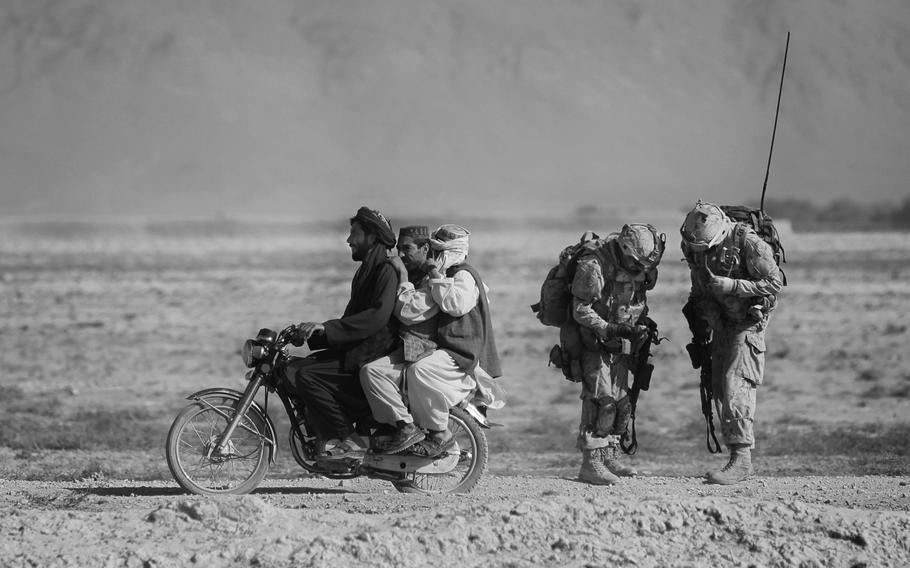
[530,231,600,327]
[719,205,788,285]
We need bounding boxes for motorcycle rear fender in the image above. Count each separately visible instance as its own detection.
[459,402,503,429]
[186,387,278,465]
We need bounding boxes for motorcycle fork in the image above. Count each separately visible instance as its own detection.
[212,373,264,457]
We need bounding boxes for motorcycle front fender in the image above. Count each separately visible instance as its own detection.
[186,387,278,465]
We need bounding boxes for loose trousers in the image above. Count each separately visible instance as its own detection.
[359,347,412,426]
[407,350,476,431]
[284,351,371,441]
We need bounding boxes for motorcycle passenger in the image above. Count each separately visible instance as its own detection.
[283,206,400,462]
[403,224,503,457]
[359,225,437,454]
[362,224,504,458]
[569,223,665,485]
[681,200,783,484]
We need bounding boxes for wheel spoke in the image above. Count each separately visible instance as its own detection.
[169,403,268,493]
[400,409,486,494]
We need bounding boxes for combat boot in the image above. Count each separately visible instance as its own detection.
[603,442,637,477]
[706,444,754,485]
[578,448,620,485]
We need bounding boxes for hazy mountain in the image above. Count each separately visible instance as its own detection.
[1,0,908,221]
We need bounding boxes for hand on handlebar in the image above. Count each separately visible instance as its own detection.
[291,322,324,347]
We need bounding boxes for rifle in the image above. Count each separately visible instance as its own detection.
[682,301,722,454]
[620,316,663,455]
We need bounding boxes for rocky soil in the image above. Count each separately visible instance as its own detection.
[2,473,909,568]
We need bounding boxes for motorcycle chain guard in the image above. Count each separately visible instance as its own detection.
[361,442,460,474]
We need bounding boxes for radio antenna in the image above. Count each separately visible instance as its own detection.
[760,31,790,214]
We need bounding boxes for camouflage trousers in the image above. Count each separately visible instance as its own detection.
[576,349,632,451]
[711,321,767,448]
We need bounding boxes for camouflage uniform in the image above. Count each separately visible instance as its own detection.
[683,223,782,448]
[571,235,657,451]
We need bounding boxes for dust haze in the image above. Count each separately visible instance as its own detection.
[1,0,909,221]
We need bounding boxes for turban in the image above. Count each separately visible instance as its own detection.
[430,224,470,271]
[352,206,396,249]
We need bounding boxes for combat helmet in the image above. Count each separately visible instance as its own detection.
[616,223,666,272]
[680,200,732,252]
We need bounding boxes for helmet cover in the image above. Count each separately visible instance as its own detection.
[680,200,732,251]
[617,223,665,271]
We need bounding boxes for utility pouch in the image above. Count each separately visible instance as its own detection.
[548,344,563,368]
[548,344,581,383]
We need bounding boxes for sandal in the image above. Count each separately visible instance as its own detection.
[408,435,456,458]
[320,437,366,460]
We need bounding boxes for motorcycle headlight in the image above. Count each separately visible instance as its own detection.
[241,339,267,368]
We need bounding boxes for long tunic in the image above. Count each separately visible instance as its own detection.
[318,245,400,371]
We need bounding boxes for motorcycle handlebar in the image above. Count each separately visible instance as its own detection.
[276,325,298,349]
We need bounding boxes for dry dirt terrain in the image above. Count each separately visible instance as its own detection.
[2,218,910,567]
[2,473,909,568]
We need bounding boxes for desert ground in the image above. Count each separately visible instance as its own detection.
[1,216,909,567]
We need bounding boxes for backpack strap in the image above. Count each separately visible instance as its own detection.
[733,222,748,274]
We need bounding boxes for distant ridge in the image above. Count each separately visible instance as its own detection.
[0,0,908,221]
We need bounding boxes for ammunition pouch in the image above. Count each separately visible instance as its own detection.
[548,343,562,367]
[547,344,581,383]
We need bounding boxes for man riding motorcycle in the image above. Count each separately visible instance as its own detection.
[282,206,400,462]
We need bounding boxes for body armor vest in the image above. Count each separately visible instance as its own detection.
[594,241,650,326]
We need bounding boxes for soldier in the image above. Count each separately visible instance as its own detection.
[570,223,666,485]
[680,200,783,485]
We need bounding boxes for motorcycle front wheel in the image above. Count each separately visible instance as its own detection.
[166,396,272,495]
[393,406,488,494]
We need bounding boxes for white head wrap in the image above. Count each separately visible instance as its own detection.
[430,224,470,272]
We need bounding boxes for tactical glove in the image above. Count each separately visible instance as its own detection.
[603,323,635,339]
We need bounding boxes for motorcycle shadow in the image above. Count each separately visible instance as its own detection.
[71,485,351,497]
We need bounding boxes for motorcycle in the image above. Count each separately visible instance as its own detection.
[165,325,495,495]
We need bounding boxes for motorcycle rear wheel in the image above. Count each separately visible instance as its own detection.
[166,397,272,495]
[392,406,488,494]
